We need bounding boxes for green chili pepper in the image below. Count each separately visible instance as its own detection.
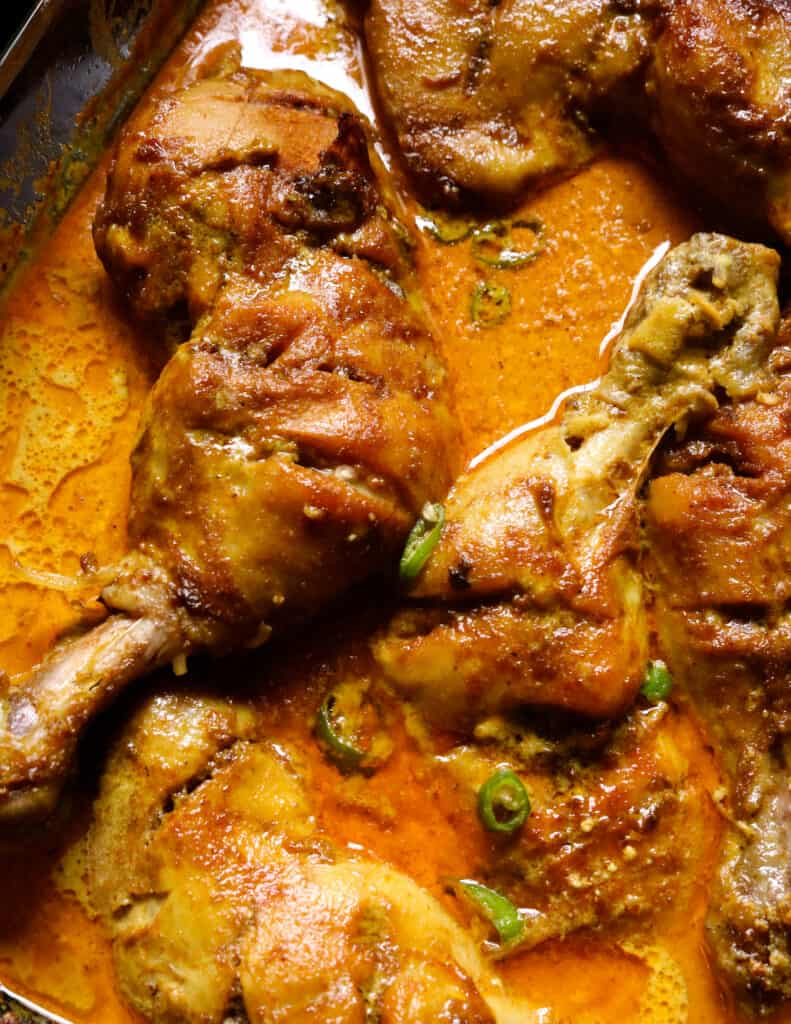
[459,879,525,945]
[399,502,445,585]
[641,660,673,703]
[416,212,474,244]
[471,281,511,327]
[315,692,365,769]
[471,217,544,269]
[477,768,531,833]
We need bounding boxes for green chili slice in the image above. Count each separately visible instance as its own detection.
[399,502,445,585]
[641,660,673,703]
[477,768,531,833]
[316,692,365,769]
[316,681,393,774]
[416,211,473,245]
[471,281,511,327]
[459,880,525,945]
[471,217,544,269]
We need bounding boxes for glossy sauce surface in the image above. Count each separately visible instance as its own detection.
[0,0,765,1021]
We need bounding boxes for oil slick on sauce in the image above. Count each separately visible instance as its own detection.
[469,240,672,471]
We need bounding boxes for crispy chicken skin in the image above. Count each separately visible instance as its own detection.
[365,0,791,242]
[81,688,533,1024]
[376,234,780,727]
[0,67,455,827]
[644,325,791,1011]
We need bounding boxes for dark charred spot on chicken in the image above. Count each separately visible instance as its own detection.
[275,116,378,236]
[449,558,473,591]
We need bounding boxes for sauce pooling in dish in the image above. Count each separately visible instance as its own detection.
[0,0,750,1021]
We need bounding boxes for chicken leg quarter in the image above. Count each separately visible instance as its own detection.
[376,232,789,1011]
[0,66,455,826]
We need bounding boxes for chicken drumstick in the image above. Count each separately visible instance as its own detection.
[376,234,781,727]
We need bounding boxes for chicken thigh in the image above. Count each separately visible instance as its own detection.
[80,686,533,1024]
[644,325,791,1012]
[434,702,713,952]
[376,233,780,728]
[365,0,791,242]
[0,66,455,827]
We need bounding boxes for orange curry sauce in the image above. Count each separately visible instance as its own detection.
[0,0,768,1021]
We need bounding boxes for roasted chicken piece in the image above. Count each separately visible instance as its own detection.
[92,63,411,333]
[366,0,655,200]
[79,687,534,1024]
[365,0,791,242]
[644,328,791,1012]
[377,234,781,728]
[650,0,791,245]
[0,67,455,827]
[438,702,712,951]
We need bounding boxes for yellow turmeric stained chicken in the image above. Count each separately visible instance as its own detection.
[377,233,781,727]
[365,0,791,241]
[0,66,455,826]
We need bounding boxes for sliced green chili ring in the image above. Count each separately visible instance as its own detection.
[315,692,365,769]
[399,502,445,585]
[471,217,545,269]
[470,221,510,267]
[459,879,525,945]
[641,660,673,703]
[416,212,474,245]
[477,768,531,833]
[471,281,511,327]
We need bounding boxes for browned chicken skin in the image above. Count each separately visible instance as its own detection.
[644,329,791,1012]
[371,229,791,1007]
[376,233,781,728]
[0,66,455,827]
[79,688,534,1024]
[0,20,788,1021]
[365,0,791,242]
[92,64,410,330]
[437,702,713,950]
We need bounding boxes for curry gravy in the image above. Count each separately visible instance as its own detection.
[0,0,761,1020]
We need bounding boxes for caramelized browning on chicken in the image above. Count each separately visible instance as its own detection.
[365,0,791,241]
[81,687,534,1024]
[0,66,455,827]
[366,0,655,200]
[93,66,407,330]
[438,704,713,950]
[644,327,791,1011]
[376,234,780,728]
[3,0,791,1016]
[650,0,791,244]
[370,234,790,999]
